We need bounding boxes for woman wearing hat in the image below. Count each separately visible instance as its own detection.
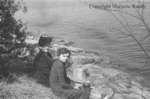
[33,36,53,87]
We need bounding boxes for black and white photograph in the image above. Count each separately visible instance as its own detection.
[0,0,150,99]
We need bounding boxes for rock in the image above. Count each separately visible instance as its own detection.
[72,53,100,65]
[67,46,84,53]
[90,86,114,99]
[53,39,74,46]
[52,44,84,54]
[68,64,150,99]
[121,93,142,99]
[113,94,125,99]
[143,89,150,99]
[129,86,143,95]
[67,65,90,83]
[71,51,112,66]
[97,55,111,65]
[72,55,96,65]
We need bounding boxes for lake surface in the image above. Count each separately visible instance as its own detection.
[18,0,150,69]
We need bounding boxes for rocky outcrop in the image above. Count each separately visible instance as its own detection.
[49,39,150,99]
[68,57,150,99]
[1,38,150,99]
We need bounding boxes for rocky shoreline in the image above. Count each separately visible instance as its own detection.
[46,38,150,99]
[0,38,150,99]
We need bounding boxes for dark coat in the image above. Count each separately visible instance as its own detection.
[50,59,90,99]
[33,50,53,86]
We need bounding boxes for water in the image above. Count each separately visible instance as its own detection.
[18,0,150,70]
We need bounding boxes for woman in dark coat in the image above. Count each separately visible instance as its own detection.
[50,48,90,99]
[33,36,53,87]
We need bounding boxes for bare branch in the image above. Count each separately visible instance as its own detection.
[90,1,150,40]
[89,1,150,60]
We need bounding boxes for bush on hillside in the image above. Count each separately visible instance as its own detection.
[0,0,27,77]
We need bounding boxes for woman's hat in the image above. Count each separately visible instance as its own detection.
[38,36,52,47]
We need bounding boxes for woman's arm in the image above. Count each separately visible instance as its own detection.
[56,62,73,89]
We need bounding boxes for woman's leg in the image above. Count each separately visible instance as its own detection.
[79,85,91,99]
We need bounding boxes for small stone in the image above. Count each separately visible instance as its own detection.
[90,86,114,99]
[142,89,150,99]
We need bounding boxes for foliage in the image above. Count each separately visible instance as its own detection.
[0,0,27,77]
[0,0,27,57]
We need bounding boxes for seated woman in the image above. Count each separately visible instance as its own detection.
[50,47,91,99]
[33,36,53,87]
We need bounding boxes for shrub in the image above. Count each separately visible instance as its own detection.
[0,0,27,77]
